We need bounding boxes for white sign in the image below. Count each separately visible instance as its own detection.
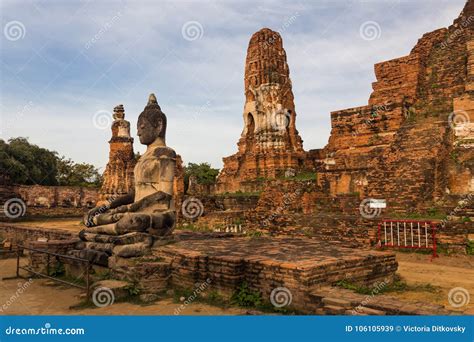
[369,199,386,209]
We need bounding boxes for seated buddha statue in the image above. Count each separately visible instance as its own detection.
[78,94,176,261]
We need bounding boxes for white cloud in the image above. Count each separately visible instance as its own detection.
[0,0,466,170]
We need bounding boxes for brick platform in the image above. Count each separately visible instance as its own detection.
[154,236,398,312]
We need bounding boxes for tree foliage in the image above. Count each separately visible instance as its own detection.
[56,157,102,187]
[0,137,101,187]
[183,162,219,191]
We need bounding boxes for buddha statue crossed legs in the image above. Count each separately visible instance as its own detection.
[78,94,176,264]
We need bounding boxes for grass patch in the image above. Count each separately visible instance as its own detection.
[216,191,262,197]
[244,230,265,238]
[174,283,300,314]
[388,210,447,220]
[92,269,113,281]
[393,247,434,255]
[282,172,317,181]
[205,290,228,308]
[124,282,141,296]
[231,282,263,307]
[49,262,66,277]
[176,224,213,232]
[467,240,474,255]
[335,280,374,295]
[230,282,299,314]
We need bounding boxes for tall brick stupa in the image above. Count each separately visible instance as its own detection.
[216,28,308,192]
[99,104,136,203]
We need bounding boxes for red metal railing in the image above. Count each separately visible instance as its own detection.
[377,219,438,258]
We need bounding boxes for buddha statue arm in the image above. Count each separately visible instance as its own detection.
[128,191,172,212]
[107,191,135,209]
[83,191,135,227]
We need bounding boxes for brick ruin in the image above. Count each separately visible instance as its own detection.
[316,5,474,212]
[214,9,474,211]
[184,3,474,252]
[4,3,474,316]
[207,8,472,234]
[99,104,136,204]
[216,28,312,193]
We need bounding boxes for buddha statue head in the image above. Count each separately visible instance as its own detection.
[137,93,167,145]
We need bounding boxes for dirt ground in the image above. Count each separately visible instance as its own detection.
[1,218,473,315]
[1,253,473,315]
[391,252,474,314]
[8,218,84,232]
[0,258,247,316]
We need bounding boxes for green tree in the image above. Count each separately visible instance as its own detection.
[1,137,58,185]
[56,157,102,187]
[183,162,219,192]
[0,137,102,187]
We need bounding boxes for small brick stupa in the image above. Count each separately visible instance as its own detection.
[216,28,308,192]
[99,104,136,203]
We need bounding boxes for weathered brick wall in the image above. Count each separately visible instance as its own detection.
[0,185,99,219]
[316,3,474,213]
[0,224,75,247]
[14,185,98,208]
[28,239,79,274]
[111,258,171,294]
[179,194,260,229]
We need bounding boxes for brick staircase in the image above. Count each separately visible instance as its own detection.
[309,286,454,315]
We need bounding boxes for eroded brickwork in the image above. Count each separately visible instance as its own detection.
[217,28,309,193]
[319,2,474,212]
[99,105,136,203]
[8,185,98,218]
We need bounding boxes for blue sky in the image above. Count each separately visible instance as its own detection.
[0,0,466,172]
